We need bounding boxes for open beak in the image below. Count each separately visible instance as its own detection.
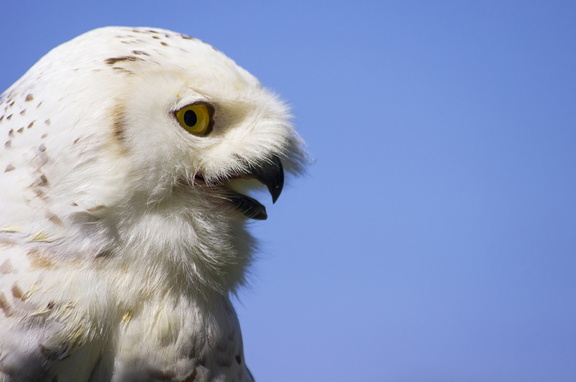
[226,155,284,220]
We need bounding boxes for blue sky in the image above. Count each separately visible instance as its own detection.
[2,1,576,381]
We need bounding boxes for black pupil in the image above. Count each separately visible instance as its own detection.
[184,110,198,126]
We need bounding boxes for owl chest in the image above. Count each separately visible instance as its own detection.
[109,295,250,382]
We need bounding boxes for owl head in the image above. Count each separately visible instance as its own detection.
[0,27,306,292]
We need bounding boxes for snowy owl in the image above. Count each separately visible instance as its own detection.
[0,27,305,381]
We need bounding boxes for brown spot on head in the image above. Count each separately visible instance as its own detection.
[112,67,135,75]
[4,164,15,172]
[20,109,26,116]
[161,42,168,46]
[25,94,34,102]
[17,127,24,134]
[6,114,12,120]
[105,56,142,65]
[27,121,35,129]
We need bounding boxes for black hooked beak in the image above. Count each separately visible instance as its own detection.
[227,155,284,220]
[247,154,284,203]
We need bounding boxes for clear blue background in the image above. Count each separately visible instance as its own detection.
[2,1,575,381]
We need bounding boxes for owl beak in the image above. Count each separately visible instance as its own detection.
[227,155,284,220]
[247,155,284,204]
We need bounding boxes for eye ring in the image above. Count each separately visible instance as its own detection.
[174,102,214,136]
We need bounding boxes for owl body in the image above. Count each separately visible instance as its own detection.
[0,27,304,381]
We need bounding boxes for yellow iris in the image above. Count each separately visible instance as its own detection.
[175,103,214,136]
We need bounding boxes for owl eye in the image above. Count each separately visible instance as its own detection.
[175,102,214,136]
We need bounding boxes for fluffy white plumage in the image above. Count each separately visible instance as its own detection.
[0,27,304,381]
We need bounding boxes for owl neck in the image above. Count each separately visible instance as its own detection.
[83,195,255,299]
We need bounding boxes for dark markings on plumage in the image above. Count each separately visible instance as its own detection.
[132,50,150,56]
[4,164,15,172]
[32,174,49,187]
[5,140,11,148]
[19,109,26,116]
[39,144,46,152]
[25,94,34,102]
[0,293,12,317]
[32,188,45,198]
[161,42,169,47]
[104,56,143,65]
[28,249,56,269]
[17,128,24,134]
[6,114,12,120]
[28,121,35,129]
[47,212,63,226]
[111,104,127,148]
[95,250,112,259]
[11,284,24,300]
[44,119,51,126]
[112,67,135,75]
[8,129,13,137]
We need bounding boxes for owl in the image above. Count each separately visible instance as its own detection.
[0,27,305,381]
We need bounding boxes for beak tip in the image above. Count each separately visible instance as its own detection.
[255,155,284,204]
[270,187,282,204]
